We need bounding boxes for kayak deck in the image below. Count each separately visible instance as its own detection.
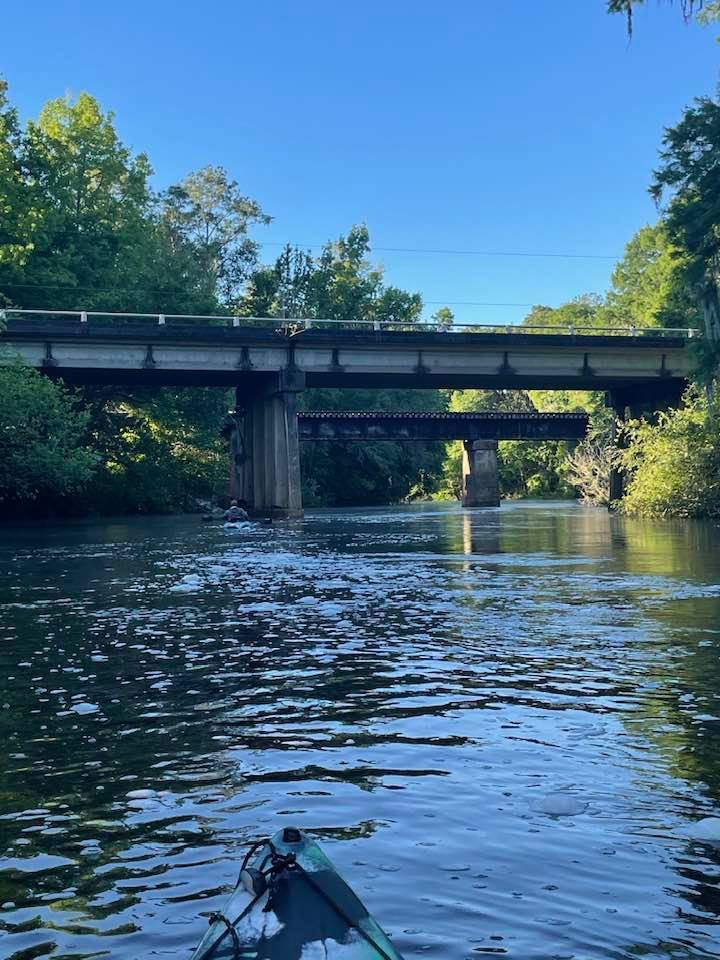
[190,828,403,959]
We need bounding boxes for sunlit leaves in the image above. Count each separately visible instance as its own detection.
[0,361,96,503]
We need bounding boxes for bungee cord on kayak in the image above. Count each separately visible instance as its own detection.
[191,829,403,960]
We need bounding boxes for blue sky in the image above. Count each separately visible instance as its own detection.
[3,1,719,324]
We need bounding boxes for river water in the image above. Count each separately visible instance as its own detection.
[1,502,720,960]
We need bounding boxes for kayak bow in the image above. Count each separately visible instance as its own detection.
[190,827,404,959]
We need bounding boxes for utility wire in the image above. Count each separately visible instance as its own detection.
[258,241,621,261]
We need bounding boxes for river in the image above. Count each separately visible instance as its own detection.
[1,502,720,959]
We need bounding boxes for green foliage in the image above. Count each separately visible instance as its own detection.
[522,231,698,334]
[604,224,699,329]
[498,439,575,498]
[81,387,229,513]
[622,391,720,518]
[242,225,423,326]
[0,361,96,507]
[162,166,270,307]
[0,84,255,515]
[0,81,34,283]
[524,294,604,332]
[434,388,574,500]
[13,92,154,310]
[607,1,715,35]
[651,95,720,300]
[431,307,454,331]
[300,387,448,507]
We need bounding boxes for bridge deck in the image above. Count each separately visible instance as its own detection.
[1,318,692,395]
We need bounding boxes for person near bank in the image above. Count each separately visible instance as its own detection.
[224,500,249,522]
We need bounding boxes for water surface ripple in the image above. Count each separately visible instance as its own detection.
[1,502,720,959]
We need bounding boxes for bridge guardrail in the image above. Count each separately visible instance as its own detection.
[0,308,699,338]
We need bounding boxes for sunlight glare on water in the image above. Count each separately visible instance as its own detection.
[1,502,720,959]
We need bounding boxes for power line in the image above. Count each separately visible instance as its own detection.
[258,241,621,261]
[425,300,534,307]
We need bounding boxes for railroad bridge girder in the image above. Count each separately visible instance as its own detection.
[227,407,590,514]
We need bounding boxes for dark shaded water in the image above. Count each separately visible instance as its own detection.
[1,502,720,960]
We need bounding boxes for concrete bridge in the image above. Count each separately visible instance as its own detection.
[0,311,694,515]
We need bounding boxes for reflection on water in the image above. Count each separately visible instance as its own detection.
[1,502,720,959]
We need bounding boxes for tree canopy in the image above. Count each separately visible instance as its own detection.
[242,225,423,325]
[0,361,96,506]
[651,95,720,308]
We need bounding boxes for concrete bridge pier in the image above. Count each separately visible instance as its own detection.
[462,440,500,507]
[230,370,305,518]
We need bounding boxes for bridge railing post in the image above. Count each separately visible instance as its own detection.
[80,311,88,324]
[158,314,166,326]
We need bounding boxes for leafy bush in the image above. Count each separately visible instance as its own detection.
[622,392,720,519]
[0,361,96,507]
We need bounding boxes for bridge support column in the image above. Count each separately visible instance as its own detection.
[232,371,305,518]
[462,440,500,507]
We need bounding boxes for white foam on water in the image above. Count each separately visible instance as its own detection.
[534,793,588,817]
[69,702,99,715]
[687,817,720,843]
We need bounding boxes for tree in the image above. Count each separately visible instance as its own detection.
[161,166,271,306]
[651,96,720,333]
[565,440,619,507]
[431,306,454,331]
[607,0,718,34]
[523,295,603,332]
[243,226,423,327]
[241,245,316,319]
[0,361,96,508]
[14,92,155,311]
[0,81,34,300]
[604,224,699,330]
[82,386,229,513]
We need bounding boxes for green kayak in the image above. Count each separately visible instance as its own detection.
[190,827,404,959]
